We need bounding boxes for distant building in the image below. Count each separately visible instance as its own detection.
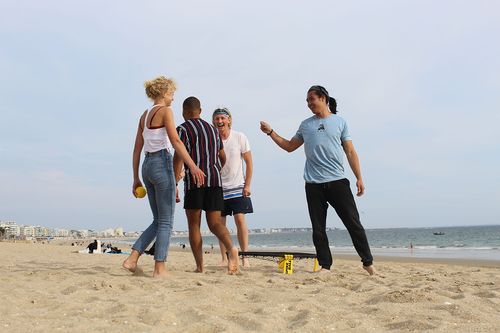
[101,228,115,237]
[114,227,124,237]
[171,230,188,237]
[250,229,267,234]
[34,226,51,237]
[124,231,140,237]
[55,229,70,237]
[20,225,35,238]
[1,221,19,238]
[77,230,89,238]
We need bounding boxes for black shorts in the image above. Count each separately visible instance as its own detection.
[184,186,224,211]
[222,196,254,216]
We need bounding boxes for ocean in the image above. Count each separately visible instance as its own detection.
[162,225,500,261]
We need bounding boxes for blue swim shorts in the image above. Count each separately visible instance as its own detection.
[222,196,253,216]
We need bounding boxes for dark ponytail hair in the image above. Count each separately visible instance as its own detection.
[308,85,338,114]
[328,97,337,114]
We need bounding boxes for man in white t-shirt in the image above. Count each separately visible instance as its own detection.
[212,108,253,267]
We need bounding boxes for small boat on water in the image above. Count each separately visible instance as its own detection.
[433,232,445,235]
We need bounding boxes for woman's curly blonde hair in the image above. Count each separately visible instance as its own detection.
[144,76,177,100]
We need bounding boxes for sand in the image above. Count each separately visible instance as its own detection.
[1,241,499,332]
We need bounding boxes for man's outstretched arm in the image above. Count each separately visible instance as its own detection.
[260,121,303,152]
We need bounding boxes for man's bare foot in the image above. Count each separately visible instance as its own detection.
[194,267,204,273]
[363,265,376,275]
[227,247,240,274]
[218,260,228,267]
[122,258,137,273]
[242,257,250,268]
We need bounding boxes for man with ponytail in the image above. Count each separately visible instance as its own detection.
[259,85,376,275]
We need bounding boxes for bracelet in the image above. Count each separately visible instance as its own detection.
[267,129,274,136]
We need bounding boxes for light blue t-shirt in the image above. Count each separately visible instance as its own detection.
[293,114,351,183]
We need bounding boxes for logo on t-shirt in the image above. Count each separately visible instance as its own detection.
[317,124,325,132]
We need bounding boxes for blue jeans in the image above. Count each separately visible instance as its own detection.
[132,149,175,261]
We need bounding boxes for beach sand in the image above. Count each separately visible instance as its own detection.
[1,242,499,332]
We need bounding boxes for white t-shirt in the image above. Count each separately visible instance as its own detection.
[220,130,251,199]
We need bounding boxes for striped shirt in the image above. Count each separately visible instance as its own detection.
[177,118,224,191]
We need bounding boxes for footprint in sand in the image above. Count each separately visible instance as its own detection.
[228,315,262,331]
[386,320,436,331]
[287,310,310,329]
[61,286,78,295]
[367,289,430,304]
[474,290,497,298]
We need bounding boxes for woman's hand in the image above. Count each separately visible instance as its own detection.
[132,180,143,197]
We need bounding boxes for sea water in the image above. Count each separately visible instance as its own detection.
[164,225,500,261]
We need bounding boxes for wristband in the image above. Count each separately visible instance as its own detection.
[267,129,274,136]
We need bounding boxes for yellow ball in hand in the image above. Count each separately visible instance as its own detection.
[135,186,147,198]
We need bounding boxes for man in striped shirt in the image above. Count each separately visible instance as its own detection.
[174,96,239,274]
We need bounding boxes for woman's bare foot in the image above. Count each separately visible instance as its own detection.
[122,260,137,273]
[363,265,376,275]
[153,261,168,278]
[218,260,228,267]
[122,250,140,273]
[227,247,240,274]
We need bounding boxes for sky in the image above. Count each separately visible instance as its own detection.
[1,0,499,232]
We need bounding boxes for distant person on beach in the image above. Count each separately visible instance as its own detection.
[260,85,376,275]
[174,96,239,274]
[87,240,98,254]
[212,107,253,268]
[122,76,205,278]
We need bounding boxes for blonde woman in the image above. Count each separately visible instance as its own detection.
[122,76,205,278]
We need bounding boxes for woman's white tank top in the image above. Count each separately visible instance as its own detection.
[142,105,172,153]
